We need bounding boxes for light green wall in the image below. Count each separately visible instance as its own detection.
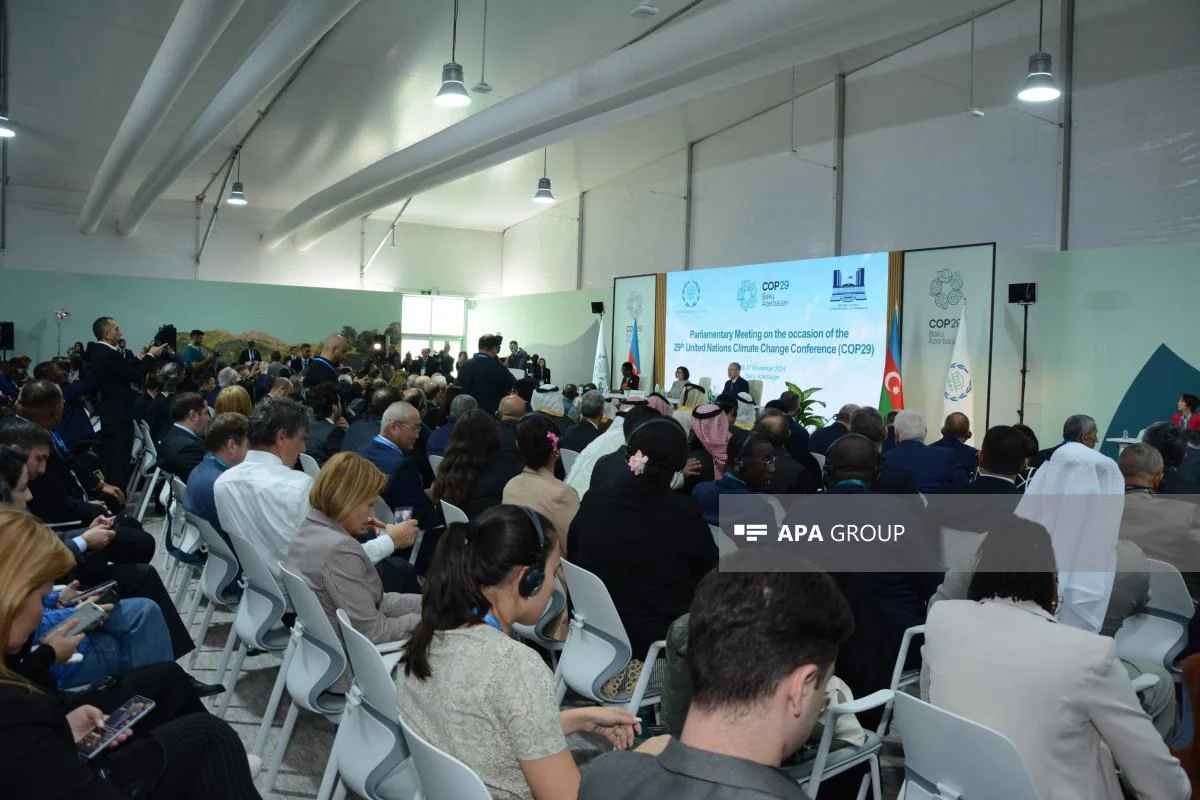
[1,268,403,363]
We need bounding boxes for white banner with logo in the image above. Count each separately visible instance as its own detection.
[611,274,658,391]
[901,244,995,441]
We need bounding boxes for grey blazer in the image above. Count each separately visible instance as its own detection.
[285,507,420,690]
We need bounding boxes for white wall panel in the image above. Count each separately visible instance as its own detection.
[580,151,687,289]
[500,196,580,296]
[690,84,836,269]
[842,1,1061,254]
[1069,0,1200,247]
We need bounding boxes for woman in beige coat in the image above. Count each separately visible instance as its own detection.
[502,414,580,544]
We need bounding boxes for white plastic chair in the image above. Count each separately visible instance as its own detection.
[893,693,1039,800]
[439,500,468,525]
[134,421,162,522]
[299,452,321,478]
[512,578,567,664]
[1115,558,1194,675]
[811,451,826,470]
[328,609,418,800]
[125,423,147,496]
[163,477,203,604]
[555,559,665,713]
[216,533,292,719]
[707,524,738,557]
[374,496,393,523]
[794,688,893,800]
[183,512,241,669]
[399,717,491,800]
[559,448,580,475]
[428,454,444,474]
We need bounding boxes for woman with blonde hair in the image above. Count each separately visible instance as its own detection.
[214,384,253,416]
[0,509,262,797]
[285,452,422,689]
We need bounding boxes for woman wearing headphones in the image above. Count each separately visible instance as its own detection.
[396,505,639,800]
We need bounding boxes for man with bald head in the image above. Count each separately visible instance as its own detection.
[808,402,860,456]
[1119,443,1200,598]
[931,411,979,479]
[754,410,815,493]
[303,333,349,390]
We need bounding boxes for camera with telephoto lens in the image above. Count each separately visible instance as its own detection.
[152,324,177,359]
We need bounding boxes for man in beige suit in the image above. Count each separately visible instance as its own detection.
[1120,443,1200,597]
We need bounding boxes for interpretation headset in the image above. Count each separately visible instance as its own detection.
[731,431,763,476]
[822,432,880,489]
[515,505,548,598]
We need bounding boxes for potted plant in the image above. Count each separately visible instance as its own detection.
[784,382,826,429]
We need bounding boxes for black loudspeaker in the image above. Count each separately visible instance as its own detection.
[591,301,604,314]
[1008,282,1037,304]
[0,321,13,351]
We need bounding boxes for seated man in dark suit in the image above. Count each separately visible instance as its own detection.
[849,406,919,495]
[146,364,183,443]
[1030,413,1098,469]
[155,393,208,481]
[753,411,815,494]
[341,384,402,454]
[771,393,816,468]
[1143,421,1200,497]
[930,412,979,481]
[808,403,859,456]
[303,382,347,467]
[357,400,441,573]
[560,389,605,453]
[928,425,1027,539]
[428,393,476,457]
[881,410,968,493]
[720,361,750,398]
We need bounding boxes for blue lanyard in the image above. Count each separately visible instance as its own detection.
[206,454,230,471]
[472,608,504,632]
[834,479,868,488]
[373,434,401,452]
[313,356,335,371]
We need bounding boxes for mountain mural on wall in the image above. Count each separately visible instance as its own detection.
[183,322,403,370]
[1101,344,1200,459]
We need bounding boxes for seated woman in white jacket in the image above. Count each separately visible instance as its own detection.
[921,517,1189,800]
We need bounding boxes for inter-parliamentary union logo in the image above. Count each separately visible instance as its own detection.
[682,280,701,308]
[930,269,965,310]
[737,280,758,311]
[945,361,973,402]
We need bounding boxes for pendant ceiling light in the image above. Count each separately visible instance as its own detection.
[532,148,554,204]
[435,0,471,107]
[472,0,493,94]
[226,149,247,206]
[1017,0,1061,103]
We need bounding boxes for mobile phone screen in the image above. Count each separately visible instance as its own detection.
[76,696,157,759]
[69,581,117,607]
[393,507,413,524]
[41,603,106,642]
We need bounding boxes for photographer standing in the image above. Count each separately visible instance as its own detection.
[86,317,166,489]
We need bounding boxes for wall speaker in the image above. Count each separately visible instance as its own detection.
[591,301,604,314]
[1008,282,1037,304]
[0,321,13,351]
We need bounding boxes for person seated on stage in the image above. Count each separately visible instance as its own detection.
[303,382,347,467]
[156,392,208,481]
[618,361,640,392]
[692,432,777,525]
[589,405,663,496]
[560,390,605,454]
[930,411,979,480]
[847,406,920,494]
[0,511,262,798]
[531,384,572,436]
[922,520,1188,800]
[433,409,523,521]
[397,505,639,800]
[570,417,717,696]
[429,393,476,458]
[1173,393,1200,432]
[581,564,854,800]
[1118,443,1200,597]
[184,412,248,570]
[720,362,749,398]
[341,384,402,454]
[808,403,859,457]
[666,366,690,400]
[213,383,252,417]
[1031,413,1099,469]
[1143,421,1200,496]
[880,410,968,494]
[286,451,421,691]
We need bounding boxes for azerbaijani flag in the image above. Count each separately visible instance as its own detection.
[879,305,904,416]
[628,318,641,376]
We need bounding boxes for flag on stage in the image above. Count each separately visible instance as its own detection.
[943,303,974,427]
[628,318,641,376]
[879,305,904,417]
[592,320,609,394]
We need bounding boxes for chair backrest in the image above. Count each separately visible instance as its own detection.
[440,499,468,525]
[138,420,158,458]
[558,559,634,702]
[429,454,444,474]
[894,693,1039,800]
[747,379,764,407]
[1145,559,1194,617]
[1114,558,1193,671]
[698,377,711,391]
[373,496,392,523]
[513,578,567,646]
[335,609,414,800]
[559,448,580,475]
[227,533,289,649]
[186,511,240,605]
[298,452,321,478]
[707,524,738,556]
[810,451,825,469]
[279,565,347,713]
[398,717,492,800]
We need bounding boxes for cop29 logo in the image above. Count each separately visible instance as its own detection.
[929,269,965,310]
[737,280,758,311]
[682,280,700,308]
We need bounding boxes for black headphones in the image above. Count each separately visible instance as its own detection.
[822,432,880,489]
[731,431,762,476]
[515,505,548,598]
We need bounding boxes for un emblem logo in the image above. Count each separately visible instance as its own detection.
[944,361,973,402]
[737,280,758,311]
[682,281,700,308]
[626,291,644,320]
[929,269,965,310]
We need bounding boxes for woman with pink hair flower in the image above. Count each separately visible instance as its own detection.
[503,414,580,545]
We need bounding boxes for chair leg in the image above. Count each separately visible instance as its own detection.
[135,470,158,522]
[262,701,301,793]
[253,635,298,757]
[315,743,340,800]
[868,755,883,800]
[184,585,205,629]
[170,566,191,607]
[187,603,217,669]
[213,622,238,684]
[216,642,248,719]
[332,782,347,800]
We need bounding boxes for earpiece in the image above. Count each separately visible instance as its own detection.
[516,505,548,598]
[732,432,761,476]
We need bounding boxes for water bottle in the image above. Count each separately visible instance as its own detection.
[1122,429,1129,439]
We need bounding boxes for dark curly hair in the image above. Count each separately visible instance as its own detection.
[432,409,500,507]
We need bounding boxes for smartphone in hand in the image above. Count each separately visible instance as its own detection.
[41,602,106,643]
[76,696,157,759]
[67,580,119,607]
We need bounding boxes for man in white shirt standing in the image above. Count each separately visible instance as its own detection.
[214,396,410,584]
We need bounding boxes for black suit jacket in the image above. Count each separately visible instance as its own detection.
[808,421,849,456]
[305,418,345,466]
[461,452,524,520]
[341,418,382,455]
[930,435,979,480]
[237,348,261,364]
[1029,441,1066,470]
[769,447,812,494]
[28,436,102,525]
[591,446,632,495]
[721,376,750,398]
[146,393,173,442]
[457,354,516,414]
[302,358,339,390]
[84,342,156,424]
[157,425,206,480]
[929,474,1022,533]
[132,390,156,422]
[561,419,602,453]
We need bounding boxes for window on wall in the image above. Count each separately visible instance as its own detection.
[398,294,466,365]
